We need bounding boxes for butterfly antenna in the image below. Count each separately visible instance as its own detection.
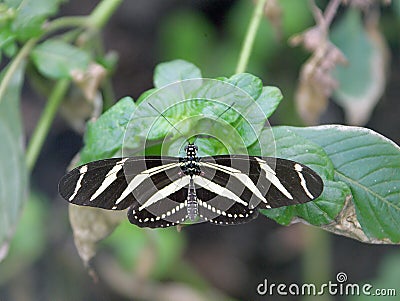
[217,102,235,119]
[148,103,189,143]
[192,102,235,144]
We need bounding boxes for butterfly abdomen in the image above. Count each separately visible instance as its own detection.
[186,178,198,221]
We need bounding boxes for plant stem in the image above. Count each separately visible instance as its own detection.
[302,226,332,301]
[45,16,89,33]
[235,0,267,74]
[88,0,124,30]
[26,79,70,172]
[24,0,123,171]
[0,38,38,104]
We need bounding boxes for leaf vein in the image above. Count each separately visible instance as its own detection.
[335,171,400,211]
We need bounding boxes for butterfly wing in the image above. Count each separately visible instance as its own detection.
[127,176,191,228]
[199,155,323,210]
[59,154,323,229]
[195,186,259,225]
[58,156,181,210]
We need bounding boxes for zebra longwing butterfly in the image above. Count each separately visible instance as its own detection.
[58,142,323,228]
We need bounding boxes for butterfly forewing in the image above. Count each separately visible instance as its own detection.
[58,156,180,210]
[261,158,323,208]
[199,155,323,209]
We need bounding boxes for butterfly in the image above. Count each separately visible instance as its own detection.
[59,141,323,228]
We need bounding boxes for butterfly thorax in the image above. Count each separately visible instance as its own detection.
[180,143,201,177]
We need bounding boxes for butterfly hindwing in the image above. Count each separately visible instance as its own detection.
[195,187,259,225]
[127,187,188,228]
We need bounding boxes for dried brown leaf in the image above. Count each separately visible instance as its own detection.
[60,63,106,132]
[291,0,347,124]
[71,63,107,101]
[290,196,399,244]
[69,205,126,267]
[320,197,398,244]
[295,66,329,125]
[60,89,103,133]
[294,41,347,124]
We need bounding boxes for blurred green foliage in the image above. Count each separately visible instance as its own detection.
[0,192,47,284]
[158,0,313,78]
[104,222,186,278]
[349,252,400,301]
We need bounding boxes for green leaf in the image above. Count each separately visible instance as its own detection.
[79,97,137,164]
[289,125,400,243]
[218,73,276,146]
[6,0,64,40]
[0,27,17,58]
[255,86,283,119]
[0,62,28,262]
[136,88,157,104]
[128,72,271,148]
[3,38,17,57]
[153,59,202,88]
[251,126,349,226]
[122,64,273,151]
[234,85,283,147]
[99,68,280,158]
[31,39,91,79]
[223,73,263,100]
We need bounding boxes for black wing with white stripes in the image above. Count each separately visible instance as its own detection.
[199,155,323,210]
[59,156,180,210]
[59,150,323,228]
